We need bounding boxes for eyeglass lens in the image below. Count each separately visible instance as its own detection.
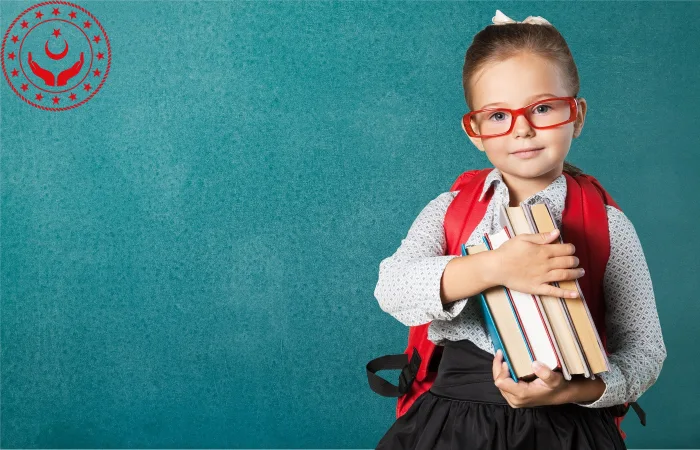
[469,99,572,137]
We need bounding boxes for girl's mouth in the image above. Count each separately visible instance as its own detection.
[511,147,544,159]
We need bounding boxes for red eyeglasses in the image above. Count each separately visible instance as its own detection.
[462,96,579,138]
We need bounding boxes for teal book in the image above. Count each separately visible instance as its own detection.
[462,241,520,381]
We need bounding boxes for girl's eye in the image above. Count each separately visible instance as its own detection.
[488,111,509,121]
[533,104,553,114]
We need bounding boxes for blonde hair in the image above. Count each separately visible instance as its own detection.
[462,21,583,177]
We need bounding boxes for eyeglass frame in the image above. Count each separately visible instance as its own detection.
[462,96,579,138]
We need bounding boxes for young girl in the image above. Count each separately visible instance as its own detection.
[372,10,666,450]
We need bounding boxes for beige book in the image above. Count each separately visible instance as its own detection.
[529,203,610,376]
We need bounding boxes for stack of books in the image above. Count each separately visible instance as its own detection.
[464,201,609,381]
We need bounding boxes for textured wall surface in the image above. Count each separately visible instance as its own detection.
[1,1,697,448]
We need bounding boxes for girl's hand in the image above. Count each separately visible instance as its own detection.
[492,229,583,298]
[491,349,570,408]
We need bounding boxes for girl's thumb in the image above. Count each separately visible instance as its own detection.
[523,229,559,244]
[543,229,560,242]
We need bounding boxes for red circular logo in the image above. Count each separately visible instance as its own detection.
[1,1,111,111]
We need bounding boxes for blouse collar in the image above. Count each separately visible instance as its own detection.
[477,167,567,220]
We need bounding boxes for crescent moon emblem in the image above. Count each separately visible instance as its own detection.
[45,39,69,60]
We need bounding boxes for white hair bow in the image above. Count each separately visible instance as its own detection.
[492,9,552,26]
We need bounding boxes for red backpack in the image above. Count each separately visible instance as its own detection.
[366,168,646,440]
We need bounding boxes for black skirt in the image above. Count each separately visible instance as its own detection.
[376,339,627,450]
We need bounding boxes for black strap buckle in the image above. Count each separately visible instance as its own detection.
[398,348,421,393]
[366,347,422,397]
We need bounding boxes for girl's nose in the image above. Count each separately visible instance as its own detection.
[512,114,535,137]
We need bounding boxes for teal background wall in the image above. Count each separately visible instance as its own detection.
[1,1,697,448]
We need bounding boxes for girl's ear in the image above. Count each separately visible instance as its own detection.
[470,136,487,152]
[572,98,587,139]
[461,119,486,152]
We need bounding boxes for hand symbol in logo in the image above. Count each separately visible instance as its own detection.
[28,51,56,86]
[27,40,85,87]
[56,52,84,86]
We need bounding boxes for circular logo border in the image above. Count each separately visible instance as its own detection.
[1,0,112,111]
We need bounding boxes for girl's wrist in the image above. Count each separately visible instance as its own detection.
[483,249,504,287]
[560,377,606,404]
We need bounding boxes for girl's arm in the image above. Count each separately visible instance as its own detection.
[574,206,667,408]
[374,191,498,326]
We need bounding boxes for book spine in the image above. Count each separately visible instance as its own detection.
[478,293,518,381]
[514,203,563,372]
[463,243,518,380]
[539,203,608,377]
[501,286,535,363]
[479,234,534,375]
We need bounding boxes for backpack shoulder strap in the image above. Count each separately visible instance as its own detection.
[444,168,493,256]
[576,173,621,210]
[449,169,484,192]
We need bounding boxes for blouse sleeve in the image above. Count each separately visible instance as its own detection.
[575,205,667,408]
[373,191,470,326]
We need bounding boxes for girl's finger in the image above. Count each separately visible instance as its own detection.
[495,361,510,383]
[546,268,585,284]
[542,283,579,299]
[499,361,509,380]
[492,349,502,380]
[495,361,519,395]
[548,255,579,270]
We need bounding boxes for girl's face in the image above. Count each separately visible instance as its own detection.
[465,52,587,180]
